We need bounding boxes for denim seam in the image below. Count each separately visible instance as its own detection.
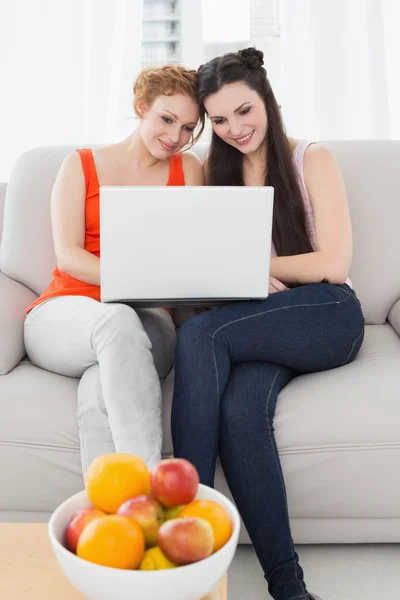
[265,367,307,597]
[211,293,353,340]
[210,332,222,479]
[339,325,365,366]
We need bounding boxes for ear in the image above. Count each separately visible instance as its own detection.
[135,98,148,118]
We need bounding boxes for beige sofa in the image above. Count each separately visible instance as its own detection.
[1,141,400,546]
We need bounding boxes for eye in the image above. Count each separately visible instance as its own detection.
[184,126,195,132]
[240,107,251,116]
[213,118,225,126]
[162,116,172,124]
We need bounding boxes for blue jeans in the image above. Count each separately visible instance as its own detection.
[171,283,364,600]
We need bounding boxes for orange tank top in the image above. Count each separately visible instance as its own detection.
[27,149,185,315]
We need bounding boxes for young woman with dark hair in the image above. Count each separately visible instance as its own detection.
[171,48,364,600]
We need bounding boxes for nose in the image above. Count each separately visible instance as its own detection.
[229,120,244,138]
[167,125,180,144]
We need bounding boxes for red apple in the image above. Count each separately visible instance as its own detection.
[158,517,214,565]
[117,495,165,547]
[64,508,105,553]
[150,459,199,507]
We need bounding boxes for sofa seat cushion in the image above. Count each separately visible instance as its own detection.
[0,357,80,451]
[275,323,400,519]
[0,358,82,512]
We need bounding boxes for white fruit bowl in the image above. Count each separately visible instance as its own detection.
[48,484,240,600]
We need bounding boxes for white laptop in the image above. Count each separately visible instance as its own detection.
[100,186,274,307]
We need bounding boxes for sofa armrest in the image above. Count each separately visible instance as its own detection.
[388,299,400,337]
[0,273,37,374]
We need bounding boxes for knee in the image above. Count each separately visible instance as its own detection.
[106,304,144,334]
[178,311,217,346]
[221,363,278,428]
[175,315,214,363]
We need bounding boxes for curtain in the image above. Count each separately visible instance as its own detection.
[0,0,143,181]
[279,0,400,140]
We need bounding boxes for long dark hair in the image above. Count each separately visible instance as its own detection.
[197,47,314,257]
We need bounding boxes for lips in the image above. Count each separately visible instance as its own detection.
[159,139,176,151]
[234,130,255,145]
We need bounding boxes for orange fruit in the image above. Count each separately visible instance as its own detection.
[85,453,150,513]
[76,515,145,569]
[180,500,232,553]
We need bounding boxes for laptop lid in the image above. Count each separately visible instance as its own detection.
[100,186,274,307]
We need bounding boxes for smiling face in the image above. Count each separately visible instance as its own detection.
[137,94,200,159]
[204,82,268,154]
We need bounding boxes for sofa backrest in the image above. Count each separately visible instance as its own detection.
[1,141,399,325]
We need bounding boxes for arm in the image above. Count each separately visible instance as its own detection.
[51,152,100,285]
[269,145,352,285]
[182,151,204,185]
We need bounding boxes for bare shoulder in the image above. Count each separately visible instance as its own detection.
[303,143,340,182]
[62,150,82,168]
[56,151,85,183]
[302,143,347,212]
[288,137,335,166]
[50,152,87,212]
[181,150,202,168]
[181,150,204,185]
[304,143,337,165]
